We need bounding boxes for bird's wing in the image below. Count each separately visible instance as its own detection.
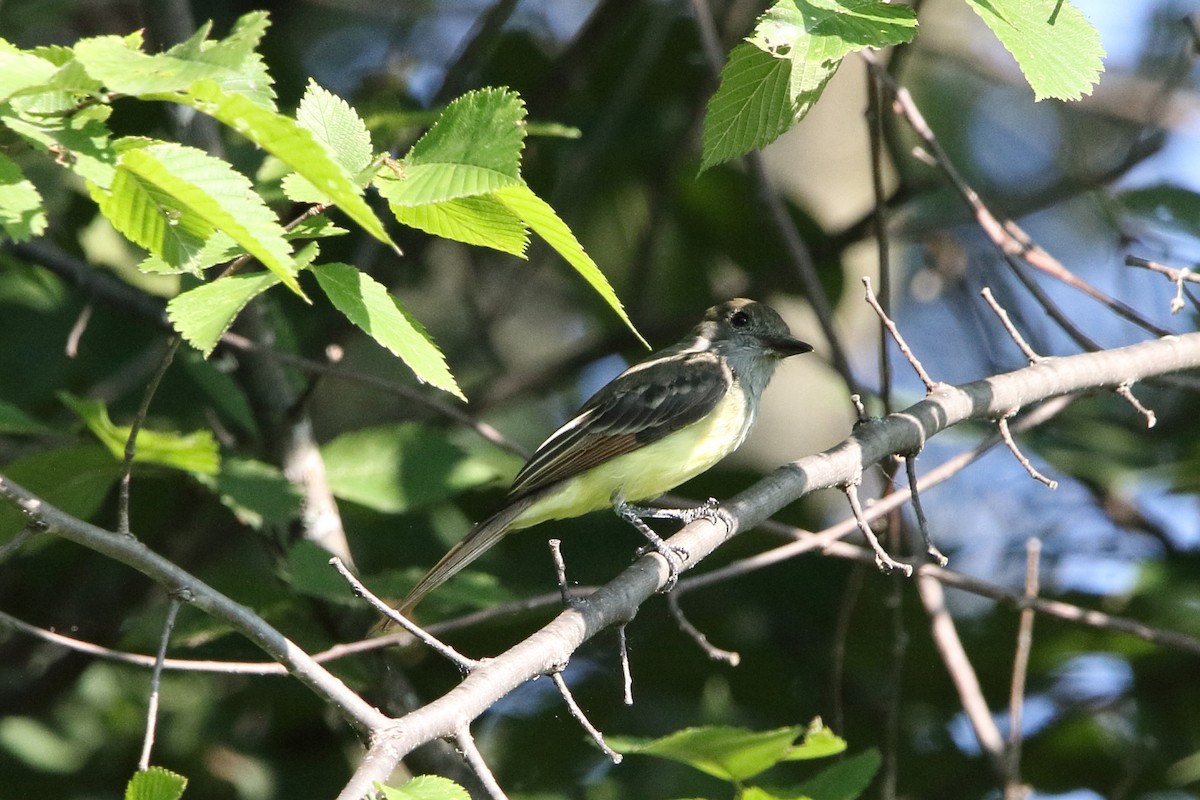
[507,349,732,499]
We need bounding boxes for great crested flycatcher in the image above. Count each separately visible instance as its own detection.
[395,298,811,615]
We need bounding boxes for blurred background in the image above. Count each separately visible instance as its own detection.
[2,1,1200,798]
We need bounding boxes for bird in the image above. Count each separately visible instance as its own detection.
[389,298,812,619]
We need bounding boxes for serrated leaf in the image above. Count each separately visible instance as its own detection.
[0,40,59,102]
[167,270,281,355]
[284,79,374,197]
[193,457,301,530]
[779,718,847,761]
[174,80,395,250]
[494,183,647,347]
[101,140,303,295]
[60,393,220,475]
[377,775,470,800]
[320,422,502,513]
[0,152,47,242]
[75,12,275,107]
[3,104,116,187]
[139,215,345,275]
[617,725,806,782]
[125,766,188,800]
[792,749,881,800]
[0,444,119,536]
[701,0,917,171]
[373,87,526,206]
[390,194,529,256]
[964,0,1103,101]
[311,262,464,400]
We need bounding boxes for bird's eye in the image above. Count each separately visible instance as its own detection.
[730,309,750,328]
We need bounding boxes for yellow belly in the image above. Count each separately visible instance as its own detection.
[509,384,753,530]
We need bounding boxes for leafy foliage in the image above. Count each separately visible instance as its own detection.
[124,767,188,800]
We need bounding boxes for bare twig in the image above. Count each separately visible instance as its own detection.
[1005,539,1041,800]
[549,671,622,763]
[0,525,39,564]
[844,482,913,575]
[666,592,739,666]
[455,727,509,800]
[903,455,948,566]
[138,595,185,771]
[865,52,895,414]
[1115,383,1157,428]
[996,414,1058,489]
[549,539,572,607]
[616,624,634,706]
[329,557,478,672]
[918,572,1007,776]
[118,336,182,535]
[862,276,938,393]
[1125,255,1200,315]
[65,302,93,358]
[981,287,1043,363]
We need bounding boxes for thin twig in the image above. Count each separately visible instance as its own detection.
[996,414,1059,489]
[865,52,895,415]
[616,624,634,706]
[118,336,182,535]
[903,456,948,566]
[549,538,572,607]
[0,525,39,564]
[981,288,1042,363]
[137,594,185,771]
[1125,255,1200,315]
[1115,383,1157,428]
[918,572,1007,776]
[1005,539,1041,800]
[329,557,478,671]
[455,727,509,800]
[666,592,739,666]
[549,671,622,763]
[65,302,93,358]
[862,276,938,393]
[844,482,913,576]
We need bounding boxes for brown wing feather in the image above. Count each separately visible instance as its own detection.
[507,350,731,500]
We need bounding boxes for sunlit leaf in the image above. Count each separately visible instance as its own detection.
[167,270,281,355]
[389,194,529,257]
[125,766,188,800]
[615,725,806,782]
[312,262,463,401]
[377,775,469,800]
[964,0,1104,101]
[281,79,375,203]
[59,393,220,475]
[0,152,46,242]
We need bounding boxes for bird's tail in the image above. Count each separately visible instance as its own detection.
[372,497,532,632]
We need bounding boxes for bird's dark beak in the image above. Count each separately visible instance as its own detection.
[763,334,813,358]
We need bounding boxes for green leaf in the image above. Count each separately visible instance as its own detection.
[166,269,281,355]
[125,766,188,800]
[0,152,47,242]
[281,540,362,604]
[373,87,526,206]
[320,422,503,513]
[174,80,394,250]
[964,0,1104,101]
[792,749,880,800]
[701,0,918,171]
[193,457,301,530]
[281,79,375,203]
[0,444,119,536]
[312,262,464,401]
[743,788,807,800]
[0,40,59,102]
[2,104,116,187]
[111,140,302,295]
[59,393,220,475]
[377,775,469,800]
[0,399,53,435]
[779,718,847,761]
[389,194,529,257]
[75,12,274,107]
[494,184,647,347]
[617,725,806,782]
[139,215,345,275]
